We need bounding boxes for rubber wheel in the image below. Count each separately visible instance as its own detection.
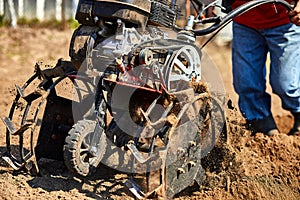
[63,119,106,176]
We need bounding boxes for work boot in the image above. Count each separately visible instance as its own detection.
[288,112,300,136]
[246,115,279,137]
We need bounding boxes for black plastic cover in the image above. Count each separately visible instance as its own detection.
[75,0,151,27]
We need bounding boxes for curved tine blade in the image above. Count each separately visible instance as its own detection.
[2,117,16,134]
[125,179,145,200]
[1,151,22,170]
[2,117,32,135]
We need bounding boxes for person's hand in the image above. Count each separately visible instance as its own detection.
[289,1,300,26]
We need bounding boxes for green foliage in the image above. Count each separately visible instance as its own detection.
[17,17,40,27]
[0,16,80,30]
[68,19,80,29]
[14,17,80,29]
[0,15,4,27]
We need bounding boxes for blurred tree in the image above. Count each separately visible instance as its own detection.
[0,0,4,16]
[61,0,67,29]
[8,0,17,27]
[18,0,24,17]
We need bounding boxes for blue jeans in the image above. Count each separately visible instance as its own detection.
[232,22,300,121]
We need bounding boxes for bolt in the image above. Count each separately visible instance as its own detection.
[177,147,186,158]
[177,168,185,174]
[94,16,99,23]
[55,114,62,122]
[177,168,185,179]
[89,146,98,157]
[189,141,196,147]
[188,161,196,171]
[51,134,57,140]
[117,19,122,27]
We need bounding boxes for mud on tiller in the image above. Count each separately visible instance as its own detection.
[1,0,293,199]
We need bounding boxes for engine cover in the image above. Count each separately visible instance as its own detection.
[75,0,151,27]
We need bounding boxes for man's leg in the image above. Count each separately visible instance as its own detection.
[232,22,278,136]
[267,23,300,135]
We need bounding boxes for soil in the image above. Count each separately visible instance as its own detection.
[0,27,299,200]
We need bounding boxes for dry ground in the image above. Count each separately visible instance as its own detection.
[0,27,299,200]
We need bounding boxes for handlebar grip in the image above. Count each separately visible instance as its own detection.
[200,16,222,24]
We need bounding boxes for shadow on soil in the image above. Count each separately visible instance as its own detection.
[0,146,133,200]
[26,161,132,199]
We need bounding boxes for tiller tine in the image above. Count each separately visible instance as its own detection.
[126,142,155,164]
[1,60,78,174]
[1,117,37,171]
[1,151,39,173]
[34,62,46,80]
[123,87,210,199]
[15,84,44,102]
[125,179,146,200]
[1,151,22,170]
[2,117,32,136]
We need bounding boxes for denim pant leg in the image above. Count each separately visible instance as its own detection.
[232,22,271,120]
[266,23,300,113]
